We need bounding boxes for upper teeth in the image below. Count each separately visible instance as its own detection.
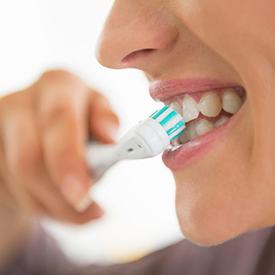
[182,95,200,122]
[170,101,183,116]
[222,89,243,114]
[172,88,243,123]
[198,91,222,117]
[168,87,244,145]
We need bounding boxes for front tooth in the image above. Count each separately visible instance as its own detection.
[222,89,243,114]
[198,91,222,117]
[181,95,199,122]
[185,121,198,140]
[170,101,182,116]
[195,119,214,136]
[215,115,229,127]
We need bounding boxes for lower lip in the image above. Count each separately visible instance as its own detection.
[162,104,245,171]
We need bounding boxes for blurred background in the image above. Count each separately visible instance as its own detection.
[0,0,183,264]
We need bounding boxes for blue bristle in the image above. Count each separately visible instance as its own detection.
[170,130,185,142]
[160,111,177,126]
[150,105,185,142]
[166,121,185,136]
[150,105,169,119]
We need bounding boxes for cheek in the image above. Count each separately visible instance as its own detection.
[171,102,275,245]
[176,0,275,67]
[169,0,275,245]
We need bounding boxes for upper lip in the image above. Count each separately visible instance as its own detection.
[149,78,239,102]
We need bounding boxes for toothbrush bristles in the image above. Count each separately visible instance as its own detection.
[150,105,185,142]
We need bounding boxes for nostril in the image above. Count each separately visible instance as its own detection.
[122,48,156,64]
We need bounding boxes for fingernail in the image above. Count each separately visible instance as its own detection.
[104,121,119,140]
[61,175,86,208]
[76,194,92,212]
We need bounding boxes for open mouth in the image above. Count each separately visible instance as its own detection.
[166,87,245,147]
[150,79,246,170]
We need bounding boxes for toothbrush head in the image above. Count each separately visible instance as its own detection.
[119,105,186,159]
[150,105,185,142]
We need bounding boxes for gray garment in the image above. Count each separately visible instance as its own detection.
[1,226,275,275]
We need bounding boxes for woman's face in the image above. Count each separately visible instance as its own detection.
[97,0,275,245]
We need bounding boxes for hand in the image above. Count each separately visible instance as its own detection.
[0,69,119,225]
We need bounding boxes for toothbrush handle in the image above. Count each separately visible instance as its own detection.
[85,119,169,180]
[86,142,119,180]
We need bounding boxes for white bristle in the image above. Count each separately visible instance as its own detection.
[161,114,182,131]
[151,106,185,142]
[154,107,173,122]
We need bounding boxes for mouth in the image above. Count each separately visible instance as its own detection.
[149,78,246,170]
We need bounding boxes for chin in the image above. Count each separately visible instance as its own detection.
[175,195,250,247]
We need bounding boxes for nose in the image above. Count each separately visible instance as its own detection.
[96,1,178,72]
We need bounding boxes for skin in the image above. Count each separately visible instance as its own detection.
[97,0,275,245]
[1,0,275,261]
[0,70,119,264]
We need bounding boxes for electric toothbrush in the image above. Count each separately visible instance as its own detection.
[86,105,185,179]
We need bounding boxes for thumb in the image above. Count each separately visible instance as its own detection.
[89,92,120,143]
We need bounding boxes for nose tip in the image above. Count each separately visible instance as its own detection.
[96,31,125,69]
[96,29,164,70]
[96,3,178,71]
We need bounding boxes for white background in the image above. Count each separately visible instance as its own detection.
[0,0,183,263]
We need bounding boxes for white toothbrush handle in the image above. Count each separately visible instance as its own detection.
[86,143,120,180]
[86,119,171,180]
[85,137,149,180]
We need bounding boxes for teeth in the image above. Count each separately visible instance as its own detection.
[222,89,243,114]
[171,139,181,147]
[180,118,214,142]
[174,115,229,146]
[195,119,214,136]
[181,95,199,122]
[179,133,190,144]
[185,121,198,140]
[198,91,222,117]
[169,87,245,146]
[170,101,183,116]
[215,115,229,127]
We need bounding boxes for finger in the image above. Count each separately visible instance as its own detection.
[0,103,48,217]
[35,71,92,209]
[89,92,120,144]
[24,169,104,224]
[1,104,102,223]
[0,92,42,214]
[23,165,104,224]
[47,199,104,225]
